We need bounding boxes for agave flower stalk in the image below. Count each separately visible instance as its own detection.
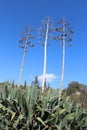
[39,17,53,93]
[54,17,73,100]
[59,18,66,100]
[18,25,34,89]
[42,19,49,93]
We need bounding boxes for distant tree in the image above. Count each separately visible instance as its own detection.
[18,25,34,89]
[66,81,79,95]
[24,80,27,89]
[66,81,87,109]
[39,17,54,93]
[54,17,73,100]
[68,81,79,89]
[34,76,39,88]
[31,76,39,88]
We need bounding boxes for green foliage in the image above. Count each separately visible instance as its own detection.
[32,95,87,130]
[0,84,87,130]
[66,81,87,95]
[66,81,87,109]
[66,81,79,95]
[0,98,27,130]
[4,83,9,98]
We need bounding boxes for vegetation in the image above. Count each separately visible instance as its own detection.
[66,81,87,109]
[0,82,87,130]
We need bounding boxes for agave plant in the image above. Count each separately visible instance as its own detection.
[0,83,87,130]
[0,98,27,130]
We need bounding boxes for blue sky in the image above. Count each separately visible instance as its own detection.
[0,0,87,88]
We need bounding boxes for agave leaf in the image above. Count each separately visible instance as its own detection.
[0,103,5,109]
[36,105,42,111]
[52,105,59,112]
[65,113,75,121]
[18,114,24,120]
[6,125,9,130]
[59,108,66,116]
[65,96,70,102]
[11,112,16,121]
[55,125,61,130]
[36,117,47,127]
[13,114,24,128]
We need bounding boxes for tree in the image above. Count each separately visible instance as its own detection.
[34,76,39,88]
[39,17,53,93]
[18,25,34,89]
[66,81,79,95]
[24,80,27,89]
[32,76,39,88]
[54,17,73,100]
[66,81,87,109]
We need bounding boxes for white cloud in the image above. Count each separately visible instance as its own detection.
[29,76,34,79]
[38,73,57,82]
